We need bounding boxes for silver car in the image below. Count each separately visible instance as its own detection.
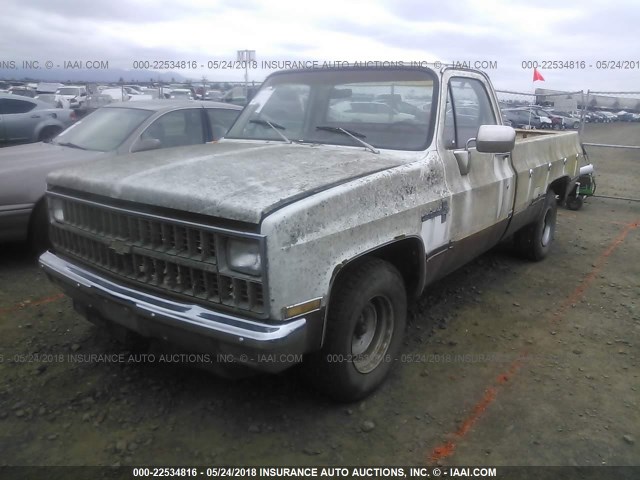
[0,99,242,250]
[0,93,77,144]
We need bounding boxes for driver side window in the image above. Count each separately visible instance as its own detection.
[443,77,497,149]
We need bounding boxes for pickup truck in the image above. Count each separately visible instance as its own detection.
[39,66,583,401]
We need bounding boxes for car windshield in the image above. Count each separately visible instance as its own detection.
[225,68,437,151]
[52,107,152,151]
[35,94,56,104]
[57,88,81,95]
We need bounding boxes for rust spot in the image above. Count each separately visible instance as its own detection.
[0,293,65,317]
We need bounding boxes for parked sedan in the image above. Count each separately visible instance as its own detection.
[0,100,242,250]
[204,90,224,101]
[8,86,37,98]
[617,111,638,122]
[549,110,580,129]
[169,89,194,100]
[527,106,564,129]
[501,108,551,129]
[0,93,77,145]
[69,93,114,118]
[584,111,602,123]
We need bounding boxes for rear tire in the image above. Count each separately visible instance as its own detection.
[305,258,407,402]
[515,189,557,261]
[39,126,62,143]
[566,195,584,211]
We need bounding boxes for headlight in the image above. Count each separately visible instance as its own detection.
[226,238,262,276]
[50,197,65,223]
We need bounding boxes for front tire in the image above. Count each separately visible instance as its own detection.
[28,200,51,254]
[306,258,407,402]
[515,189,557,261]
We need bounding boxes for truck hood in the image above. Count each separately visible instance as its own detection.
[47,142,409,224]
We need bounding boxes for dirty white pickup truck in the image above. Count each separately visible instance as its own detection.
[40,66,582,401]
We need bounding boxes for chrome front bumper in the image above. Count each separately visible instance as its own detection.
[39,251,323,373]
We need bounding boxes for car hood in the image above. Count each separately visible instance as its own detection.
[0,142,105,175]
[0,142,107,205]
[48,142,410,224]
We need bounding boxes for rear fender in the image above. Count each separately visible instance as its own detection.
[33,119,63,142]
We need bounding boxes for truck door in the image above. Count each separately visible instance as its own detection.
[435,72,515,275]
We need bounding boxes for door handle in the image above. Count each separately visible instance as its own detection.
[31,115,40,118]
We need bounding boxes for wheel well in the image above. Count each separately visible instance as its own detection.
[330,238,425,303]
[28,197,48,238]
[549,176,570,200]
[38,125,62,141]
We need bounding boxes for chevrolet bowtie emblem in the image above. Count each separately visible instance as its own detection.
[108,239,131,255]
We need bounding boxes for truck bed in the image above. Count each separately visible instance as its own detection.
[509,129,582,220]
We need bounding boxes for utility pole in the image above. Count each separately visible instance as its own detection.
[237,50,256,100]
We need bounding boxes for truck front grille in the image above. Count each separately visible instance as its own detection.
[48,193,266,316]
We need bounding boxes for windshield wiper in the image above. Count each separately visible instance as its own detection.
[315,126,379,154]
[54,141,87,150]
[249,119,291,143]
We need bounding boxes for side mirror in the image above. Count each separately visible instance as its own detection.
[131,137,161,153]
[475,125,516,153]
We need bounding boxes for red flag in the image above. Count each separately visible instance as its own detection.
[533,68,545,82]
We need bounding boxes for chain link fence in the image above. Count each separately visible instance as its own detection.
[495,89,585,130]
[578,90,640,203]
[580,90,640,145]
[495,89,640,203]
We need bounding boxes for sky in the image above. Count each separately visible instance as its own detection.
[1,0,639,93]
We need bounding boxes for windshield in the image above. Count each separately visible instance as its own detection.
[57,88,81,96]
[225,68,437,151]
[52,107,152,151]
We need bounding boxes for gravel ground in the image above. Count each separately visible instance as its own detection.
[0,123,638,469]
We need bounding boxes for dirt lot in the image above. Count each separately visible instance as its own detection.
[0,123,638,469]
